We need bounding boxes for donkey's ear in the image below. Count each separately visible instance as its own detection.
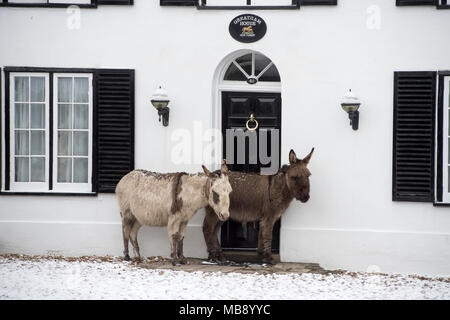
[302,148,315,166]
[289,149,298,165]
[221,160,229,174]
[202,165,211,175]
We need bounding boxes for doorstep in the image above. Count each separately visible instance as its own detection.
[138,252,327,275]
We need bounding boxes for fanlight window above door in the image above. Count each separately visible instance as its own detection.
[224,52,280,84]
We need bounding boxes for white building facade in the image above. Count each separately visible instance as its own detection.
[1,0,450,276]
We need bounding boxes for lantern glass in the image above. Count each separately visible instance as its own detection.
[341,103,360,113]
[151,100,169,110]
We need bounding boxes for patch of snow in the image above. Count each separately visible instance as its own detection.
[0,257,449,300]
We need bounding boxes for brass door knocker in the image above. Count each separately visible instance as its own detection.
[246,113,259,131]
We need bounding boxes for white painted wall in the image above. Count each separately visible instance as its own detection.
[1,0,450,276]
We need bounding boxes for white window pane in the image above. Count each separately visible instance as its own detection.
[74,104,89,129]
[448,167,450,193]
[15,103,29,129]
[57,158,72,183]
[207,0,244,5]
[448,138,450,165]
[31,130,45,155]
[31,104,45,129]
[15,131,29,155]
[49,0,91,4]
[9,0,46,3]
[58,104,72,129]
[15,77,29,102]
[15,157,29,182]
[58,77,73,103]
[30,77,45,102]
[73,131,88,156]
[73,158,88,183]
[252,0,292,5]
[31,157,45,182]
[58,131,72,156]
[74,78,89,103]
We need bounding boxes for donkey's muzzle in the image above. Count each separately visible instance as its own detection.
[297,195,310,203]
[218,212,230,221]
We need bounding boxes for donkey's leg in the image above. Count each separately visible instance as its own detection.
[212,219,225,262]
[260,219,276,265]
[202,206,225,262]
[168,216,182,266]
[121,212,135,261]
[176,220,189,265]
[257,224,264,257]
[129,220,143,262]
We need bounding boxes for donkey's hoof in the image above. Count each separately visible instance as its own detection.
[124,255,131,261]
[262,257,277,265]
[171,259,181,266]
[209,253,226,263]
[179,257,188,265]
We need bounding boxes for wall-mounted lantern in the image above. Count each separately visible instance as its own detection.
[151,86,170,127]
[341,89,361,131]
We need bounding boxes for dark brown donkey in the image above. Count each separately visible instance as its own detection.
[203,148,314,265]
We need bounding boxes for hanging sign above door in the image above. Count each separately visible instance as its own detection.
[229,14,267,43]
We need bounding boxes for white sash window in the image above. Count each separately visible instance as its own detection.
[7,72,93,193]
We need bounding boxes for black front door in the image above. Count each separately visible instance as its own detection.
[221,91,281,251]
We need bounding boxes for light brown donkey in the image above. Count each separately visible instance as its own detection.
[116,162,232,265]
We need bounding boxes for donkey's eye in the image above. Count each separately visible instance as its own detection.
[212,191,220,204]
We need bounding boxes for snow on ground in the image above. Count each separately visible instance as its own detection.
[0,257,449,300]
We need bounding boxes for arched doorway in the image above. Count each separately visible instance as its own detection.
[214,50,282,252]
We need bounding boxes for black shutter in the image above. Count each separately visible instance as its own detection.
[300,0,337,5]
[97,0,134,5]
[396,0,437,5]
[393,71,437,202]
[160,0,195,6]
[95,69,135,193]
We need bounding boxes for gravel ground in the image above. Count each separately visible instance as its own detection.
[0,255,449,300]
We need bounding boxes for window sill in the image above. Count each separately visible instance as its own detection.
[433,202,450,207]
[0,3,97,9]
[0,191,98,196]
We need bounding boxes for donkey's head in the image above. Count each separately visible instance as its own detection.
[285,148,314,203]
[202,162,232,221]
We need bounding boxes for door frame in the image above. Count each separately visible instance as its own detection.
[211,50,281,170]
[212,50,282,251]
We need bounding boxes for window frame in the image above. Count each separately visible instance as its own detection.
[440,76,450,202]
[3,68,95,195]
[437,0,450,9]
[396,0,450,9]
[221,51,282,92]
[0,0,97,8]
[0,0,134,8]
[9,72,50,192]
[52,73,93,193]
[172,0,339,9]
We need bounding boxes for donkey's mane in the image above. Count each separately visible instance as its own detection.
[225,165,291,177]
[278,164,291,174]
[136,169,202,179]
